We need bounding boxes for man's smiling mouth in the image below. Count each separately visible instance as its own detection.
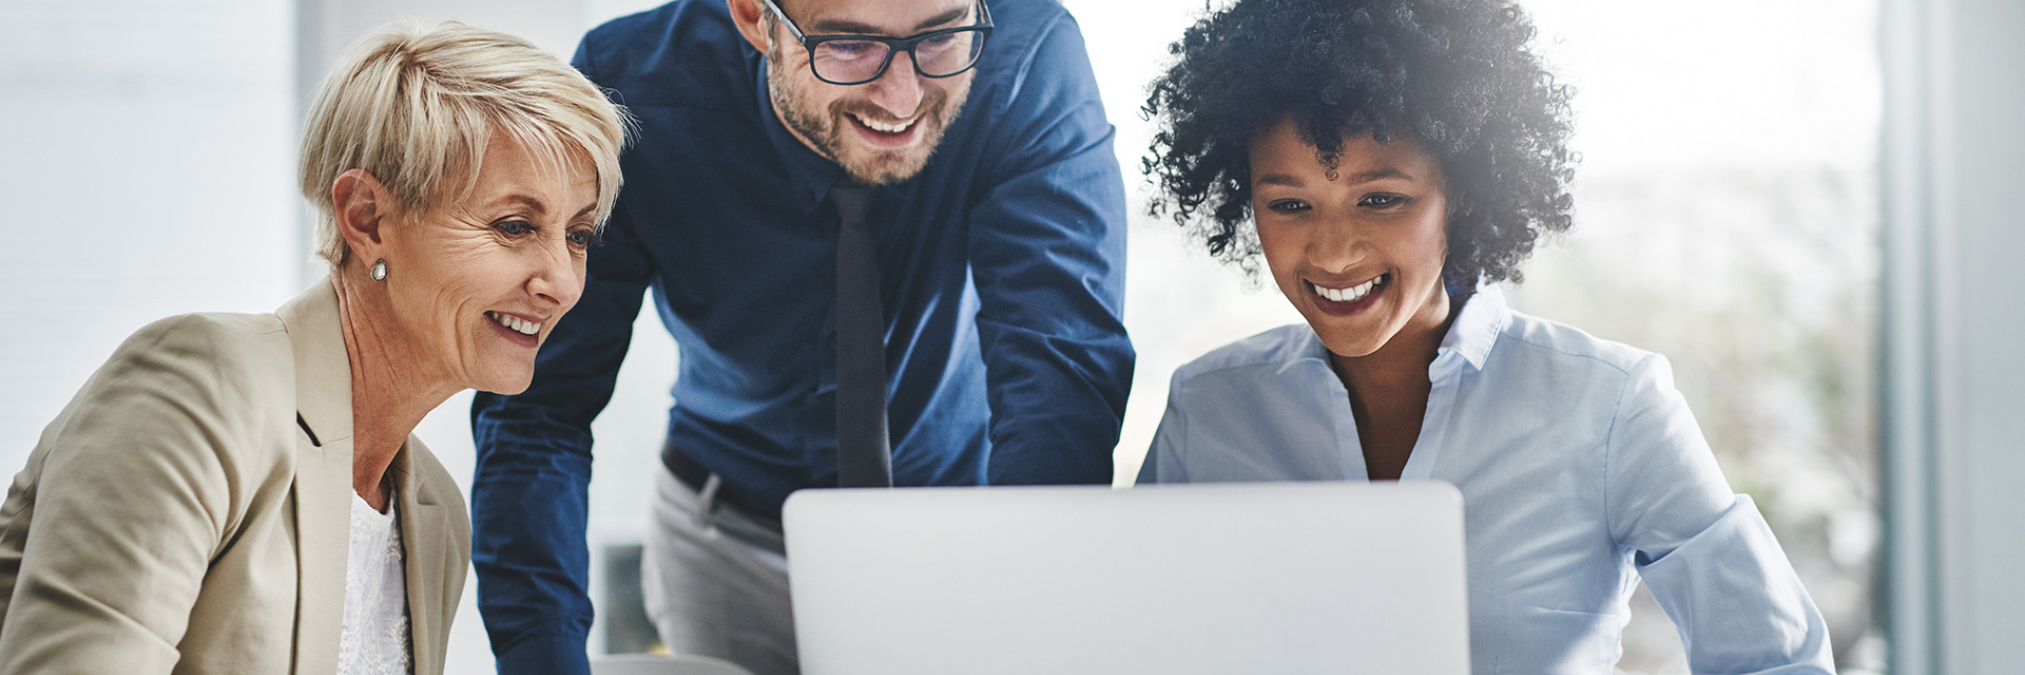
[849,112,918,134]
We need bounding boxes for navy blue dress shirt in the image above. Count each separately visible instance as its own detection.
[467,0,1133,672]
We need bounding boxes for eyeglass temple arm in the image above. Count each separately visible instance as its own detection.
[758,0,804,40]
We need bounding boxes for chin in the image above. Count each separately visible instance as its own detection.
[1320,335,1384,360]
[473,369,536,395]
[833,115,947,185]
[842,150,932,185]
[1311,320,1388,360]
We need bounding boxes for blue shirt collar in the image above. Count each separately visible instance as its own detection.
[1437,283,1510,372]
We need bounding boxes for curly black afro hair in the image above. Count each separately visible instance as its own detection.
[1144,0,1576,288]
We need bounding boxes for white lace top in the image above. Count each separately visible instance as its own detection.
[339,492,413,675]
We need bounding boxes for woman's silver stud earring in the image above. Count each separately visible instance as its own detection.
[370,259,388,281]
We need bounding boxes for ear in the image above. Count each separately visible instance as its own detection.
[727,0,774,55]
[331,168,396,269]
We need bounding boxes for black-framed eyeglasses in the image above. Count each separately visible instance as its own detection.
[758,0,994,86]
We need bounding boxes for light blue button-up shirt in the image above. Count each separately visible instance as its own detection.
[1137,285,1834,674]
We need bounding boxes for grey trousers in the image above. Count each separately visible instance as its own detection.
[642,466,800,675]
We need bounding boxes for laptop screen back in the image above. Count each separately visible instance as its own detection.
[783,481,1471,675]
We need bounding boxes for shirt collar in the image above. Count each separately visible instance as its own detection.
[755,59,849,211]
[1285,325,1336,379]
[1283,282,1510,378]
[1437,282,1511,372]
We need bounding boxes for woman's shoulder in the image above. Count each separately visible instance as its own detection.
[110,311,294,391]
[76,311,301,457]
[1493,308,1702,451]
[124,308,285,345]
[1170,324,1322,389]
[1492,306,1660,378]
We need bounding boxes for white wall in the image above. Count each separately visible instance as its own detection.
[0,1,300,474]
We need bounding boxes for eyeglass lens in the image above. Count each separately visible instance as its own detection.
[812,30,984,83]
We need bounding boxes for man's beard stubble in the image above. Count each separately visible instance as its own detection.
[766,42,970,185]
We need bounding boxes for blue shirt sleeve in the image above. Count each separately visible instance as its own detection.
[468,33,657,667]
[966,10,1134,485]
[1605,355,1836,674]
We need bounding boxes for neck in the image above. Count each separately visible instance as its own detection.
[328,272,460,511]
[1328,282,1457,397]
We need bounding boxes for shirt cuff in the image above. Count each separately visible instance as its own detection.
[495,630,592,675]
[1637,495,1835,673]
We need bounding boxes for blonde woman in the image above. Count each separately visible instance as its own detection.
[0,22,629,675]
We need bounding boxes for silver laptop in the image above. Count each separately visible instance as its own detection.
[783,481,1471,675]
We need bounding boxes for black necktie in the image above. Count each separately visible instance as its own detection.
[829,186,893,488]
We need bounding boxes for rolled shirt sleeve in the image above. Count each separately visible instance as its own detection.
[1606,354,1835,674]
[966,11,1135,486]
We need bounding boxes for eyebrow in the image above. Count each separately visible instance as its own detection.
[1254,172,1305,188]
[1255,166,1417,188]
[1345,167,1416,183]
[809,5,972,35]
[498,194,549,215]
[497,194,596,220]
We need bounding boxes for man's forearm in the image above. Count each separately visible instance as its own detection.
[469,412,599,675]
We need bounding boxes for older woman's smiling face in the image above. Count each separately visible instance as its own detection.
[375,134,599,394]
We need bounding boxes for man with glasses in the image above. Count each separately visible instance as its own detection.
[467,0,1132,673]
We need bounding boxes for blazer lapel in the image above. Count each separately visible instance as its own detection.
[277,280,356,675]
[397,439,451,675]
[290,435,353,673]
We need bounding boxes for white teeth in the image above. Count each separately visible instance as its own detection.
[853,114,912,133]
[1311,275,1384,303]
[488,311,541,336]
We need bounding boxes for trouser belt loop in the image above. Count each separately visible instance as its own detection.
[698,473,724,515]
[662,441,784,529]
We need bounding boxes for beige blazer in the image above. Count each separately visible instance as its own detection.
[0,282,469,675]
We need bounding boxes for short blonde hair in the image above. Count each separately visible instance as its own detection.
[299,21,633,267]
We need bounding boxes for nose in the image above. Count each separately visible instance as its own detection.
[527,238,584,312]
[1307,215,1368,274]
[866,51,926,117]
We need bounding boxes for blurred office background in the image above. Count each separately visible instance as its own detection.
[0,0,2018,673]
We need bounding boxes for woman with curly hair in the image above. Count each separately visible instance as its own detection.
[1135,0,1835,671]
